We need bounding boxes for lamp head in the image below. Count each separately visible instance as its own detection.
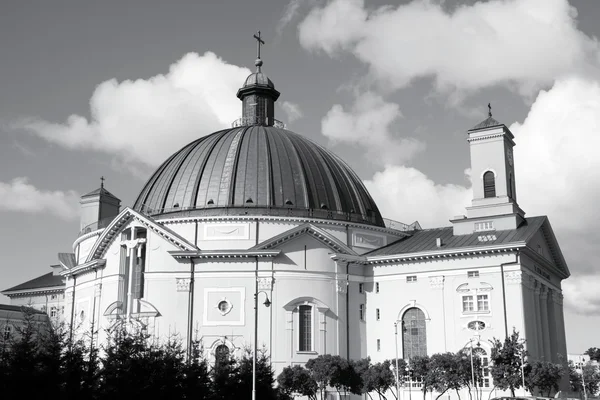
[263,298,271,308]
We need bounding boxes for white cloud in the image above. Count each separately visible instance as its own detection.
[280,101,304,123]
[322,92,425,165]
[364,165,471,228]
[14,52,250,171]
[364,76,600,314]
[0,177,79,220]
[563,274,600,315]
[299,0,600,95]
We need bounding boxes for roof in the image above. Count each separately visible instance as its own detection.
[81,186,119,199]
[468,116,504,131]
[243,72,274,88]
[133,126,385,227]
[366,216,547,256]
[0,303,47,315]
[2,272,65,293]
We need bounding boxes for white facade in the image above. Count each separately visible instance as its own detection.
[4,115,571,400]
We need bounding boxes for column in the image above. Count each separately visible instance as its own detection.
[428,276,445,352]
[533,282,543,359]
[286,311,294,358]
[527,276,541,359]
[539,286,551,359]
[319,309,327,355]
[546,288,558,362]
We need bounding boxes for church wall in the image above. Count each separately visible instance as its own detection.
[77,235,98,264]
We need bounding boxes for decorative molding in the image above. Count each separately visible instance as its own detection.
[176,278,191,292]
[258,277,274,291]
[204,223,250,241]
[352,231,386,249]
[505,271,522,285]
[336,280,348,294]
[429,276,445,289]
[552,291,564,305]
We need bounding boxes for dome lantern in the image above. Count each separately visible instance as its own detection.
[234,31,282,128]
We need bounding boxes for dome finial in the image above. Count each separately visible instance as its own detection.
[488,102,492,118]
[253,31,265,72]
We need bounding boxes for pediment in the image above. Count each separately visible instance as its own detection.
[251,223,358,256]
[85,207,197,263]
[524,217,570,279]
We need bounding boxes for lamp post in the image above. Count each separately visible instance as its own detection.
[253,290,271,400]
[580,355,588,400]
[406,366,412,400]
[394,321,401,400]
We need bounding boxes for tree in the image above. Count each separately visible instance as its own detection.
[305,354,361,399]
[489,329,527,397]
[585,347,600,363]
[181,339,211,400]
[409,355,433,400]
[277,365,318,400]
[428,352,471,400]
[353,358,396,400]
[569,360,600,396]
[524,360,564,397]
[235,347,278,400]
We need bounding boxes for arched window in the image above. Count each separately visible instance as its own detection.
[298,305,313,352]
[472,347,491,387]
[483,171,496,198]
[215,344,230,370]
[402,307,427,359]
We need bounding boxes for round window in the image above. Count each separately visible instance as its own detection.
[217,300,231,315]
[467,320,486,331]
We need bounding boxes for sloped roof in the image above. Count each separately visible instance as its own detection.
[468,116,504,131]
[82,186,119,199]
[366,216,546,256]
[0,304,48,315]
[2,272,64,293]
[58,253,76,269]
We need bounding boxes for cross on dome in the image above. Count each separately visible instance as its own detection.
[253,31,265,71]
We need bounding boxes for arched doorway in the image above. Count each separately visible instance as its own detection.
[402,307,427,359]
[214,344,230,370]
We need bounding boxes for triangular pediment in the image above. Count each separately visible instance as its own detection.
[252,223,358,256]
[524,217,570,279]
[85,207,197,263]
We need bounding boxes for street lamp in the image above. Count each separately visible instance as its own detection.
[394,320,408,400]
[579,355,588,400]
[253,290,271,400]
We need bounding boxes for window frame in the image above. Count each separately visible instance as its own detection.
[358,283,364,293]
[375,282,380,293]
[3,325,11,340]
[376,308,380,321]
[377,339,381,352]
[467,271,480,278]
[296,304,315,353]
[462,293,490,313]
[406,275,417,283]
[50,306,57,318]
[483,171,496,198]
[359,304,365,321]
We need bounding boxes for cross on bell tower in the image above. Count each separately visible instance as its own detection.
[253,31,265,71]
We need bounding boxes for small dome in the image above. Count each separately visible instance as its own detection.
[133,126,385,227]
[243,72,274,88]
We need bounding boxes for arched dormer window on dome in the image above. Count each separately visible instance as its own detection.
[483,171,496,198]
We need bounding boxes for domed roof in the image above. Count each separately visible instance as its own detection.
[133,126,385,227]
[243,71,274,88]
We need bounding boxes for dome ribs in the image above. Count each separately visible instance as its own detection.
[194,130,233,208]
[132,126,385,227]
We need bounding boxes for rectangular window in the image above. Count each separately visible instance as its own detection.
[376,308,380,321]
[376,282,380,293]
[462,295,474,312]
[467,271,479,278]
[3,326,10,340]
[377,339,381,352]
[298,305,312,352]
[474,221,494,232]
[61,306,65,315]
[359,304,365,321]
[359,283,364,293]
[50,307,57,318]
[406,275,417,282]
[50,294,57,300]
[477,294,489,311]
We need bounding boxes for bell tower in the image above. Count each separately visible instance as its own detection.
[452,105,525,235]
[79,177,121,233]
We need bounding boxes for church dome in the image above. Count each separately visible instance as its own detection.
[133,126,385,227]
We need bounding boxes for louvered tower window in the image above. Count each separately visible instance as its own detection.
[483,171,496,198]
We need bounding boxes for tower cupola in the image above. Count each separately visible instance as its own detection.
[234,31,282,127]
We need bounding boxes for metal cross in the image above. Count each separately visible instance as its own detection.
[488,103,492,118]
[100,176,105,188]
[253,31,265,59]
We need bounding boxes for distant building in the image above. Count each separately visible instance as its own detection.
[0,304,51,346]
[2,44,571,399]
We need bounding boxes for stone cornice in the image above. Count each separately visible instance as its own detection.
[60,259,106,278]
[155,214,409,238]
[2,286,65,297]
[365,243,525,265]
[168,249,281,260]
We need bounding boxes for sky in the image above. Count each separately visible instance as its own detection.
[1,0,599,353]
